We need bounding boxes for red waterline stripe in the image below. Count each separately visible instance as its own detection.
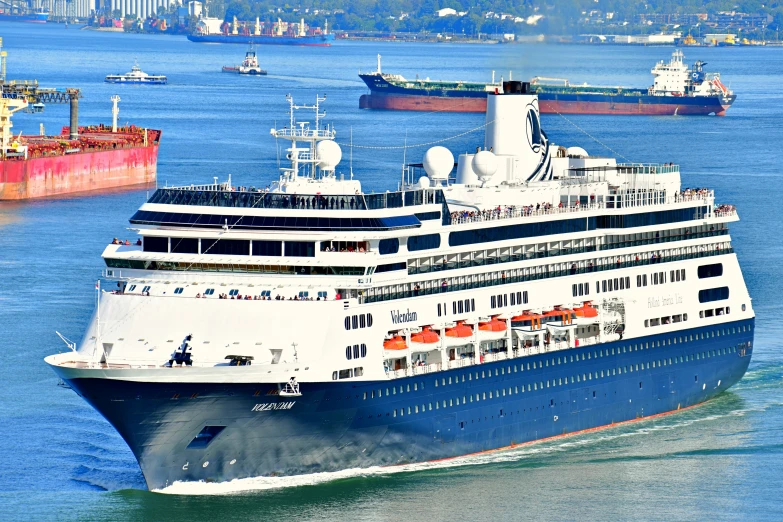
[400,400,706,468]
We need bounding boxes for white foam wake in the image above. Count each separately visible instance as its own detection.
[154,401,757,496]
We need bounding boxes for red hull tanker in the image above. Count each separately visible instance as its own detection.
[359,93,733,116]
[0,126,160,200]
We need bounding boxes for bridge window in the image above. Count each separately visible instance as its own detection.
[171,238,198,254]
[143,236,168,253]
[202,239,249,256]
[285,241,315,258]
[252,240,282,256]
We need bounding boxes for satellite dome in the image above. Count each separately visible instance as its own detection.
[472,150,498,183]
[566,146,588,158]
[316,140,342,170]
[423,146,454,180]
[418,176,431,189]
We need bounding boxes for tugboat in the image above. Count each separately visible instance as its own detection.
[105,63,167,85]
[222,47,267,75]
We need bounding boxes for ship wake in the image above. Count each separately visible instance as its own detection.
[154,394,761,496]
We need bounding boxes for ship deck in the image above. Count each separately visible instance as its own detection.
[6,126,161,160]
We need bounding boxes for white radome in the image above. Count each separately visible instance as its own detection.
[316,140,342,170]
[472,150,498,182]
[566,146,588,158]
[418,176,431,189]
[423,146,454,180]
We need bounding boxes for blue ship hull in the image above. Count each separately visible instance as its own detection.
[0,12,48,23]
[187,33,335,46]
[64,319,753,490]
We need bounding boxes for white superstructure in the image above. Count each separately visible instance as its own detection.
[650,49,732,97]
[47,83,751,389]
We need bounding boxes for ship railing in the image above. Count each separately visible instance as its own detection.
[714,205,737,218]
[273,128,335,140]
[447,191,715,227]
[365,243,734,305]
[148,187,446,211]
[385,335,607,380]
[615,163,681,175]
[448,203,602,226]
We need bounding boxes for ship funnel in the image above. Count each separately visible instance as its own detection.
[483,80,549,182]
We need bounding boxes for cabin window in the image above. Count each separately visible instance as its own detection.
[698,263,723,279]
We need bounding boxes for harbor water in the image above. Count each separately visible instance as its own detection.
[1,22,783,520]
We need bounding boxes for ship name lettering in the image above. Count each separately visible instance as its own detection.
[390,309,418,324]
[648,294,683,309]
[251,401,296,412]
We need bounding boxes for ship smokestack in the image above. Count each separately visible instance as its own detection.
[68,91,78,140]
[483,80,547,181]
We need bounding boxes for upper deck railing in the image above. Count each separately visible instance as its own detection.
[147,187,445,211]
[448,189,716,227]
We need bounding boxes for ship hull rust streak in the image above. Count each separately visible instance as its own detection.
[359,93,732,116]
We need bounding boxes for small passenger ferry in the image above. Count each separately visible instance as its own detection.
[46,83,754,491]
[105,63,167,85]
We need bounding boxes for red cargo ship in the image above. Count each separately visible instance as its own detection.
[0,125,160,200]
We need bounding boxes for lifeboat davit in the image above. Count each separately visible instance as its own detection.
[478,317,507,341]
[411,326,440,345]
[510,312,543,331]
[445,321,473,346]
[383,335,407,351]
[542,308,575,326]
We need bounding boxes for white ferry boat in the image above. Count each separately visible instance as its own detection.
[105,63,167,85]
[46,83,754,491]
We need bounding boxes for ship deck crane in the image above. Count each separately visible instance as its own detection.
[0,36,83,158]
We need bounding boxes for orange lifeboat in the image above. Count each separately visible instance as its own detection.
[445,321,473,345]
[573,302,599,324]
[479,317,507,340]
[479,317,507,332]
[411,326,440,344]
[383,335,408,351]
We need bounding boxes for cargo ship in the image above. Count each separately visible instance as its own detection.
[0,8,49,23]
[360,51,735,116]
[0,96,160,200]
[188,16,334,46]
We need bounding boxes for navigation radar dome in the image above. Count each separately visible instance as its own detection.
[316,140,342,171]
[472,150,498,183]
[423,146,454,181]
[418,176,431,189]
[566,146,588,158]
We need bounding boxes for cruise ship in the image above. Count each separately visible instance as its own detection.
[46,83,754,491]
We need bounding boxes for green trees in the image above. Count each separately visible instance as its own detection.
[198,0,783,34]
